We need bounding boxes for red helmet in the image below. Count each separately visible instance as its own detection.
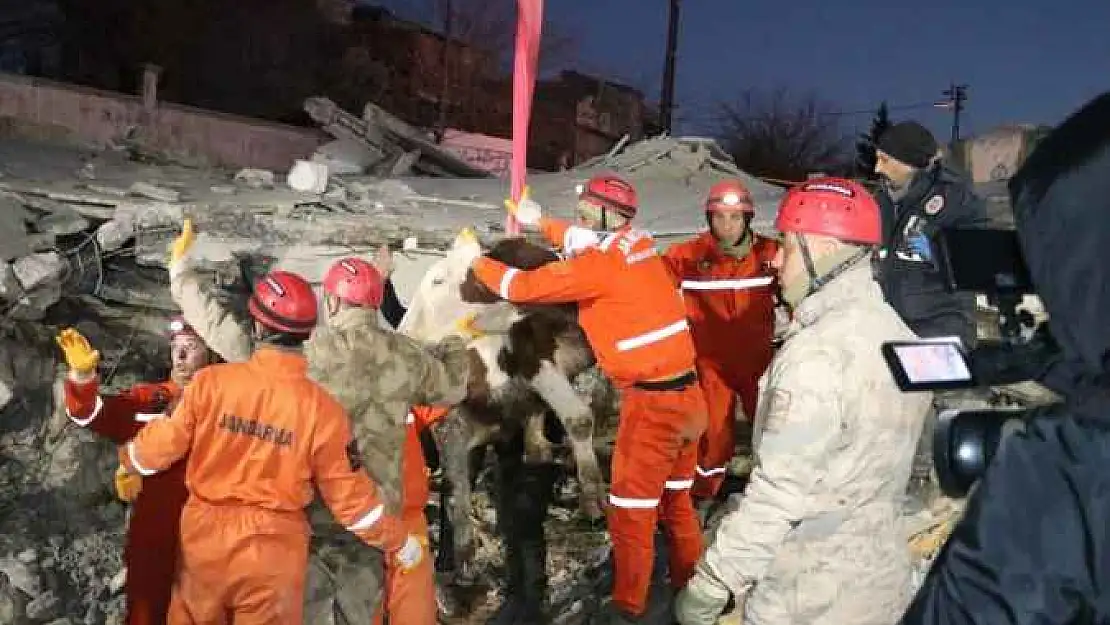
[247,270,318,335]
[706,180,754,214]
[775,178,881,245]
[322,257,384,308]
[577,173,638,218]
[167,315,200,341]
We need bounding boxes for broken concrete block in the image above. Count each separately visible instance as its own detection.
[311,138,376,175]
[12,252,64,290]
[85,184,130,197]
[0,262,21,301]
[129,181,180,203]
[0,195,31,261]
[7,281,62,320]
[95,218,135,253]
[233,168,275,189]
[323,185,347,202]
[0,377,12,412]
[33,211,88,237]
[287,160,329,193]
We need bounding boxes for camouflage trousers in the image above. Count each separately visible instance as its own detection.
[303,503,386,625]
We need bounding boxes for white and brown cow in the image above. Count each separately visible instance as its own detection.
[398,229,609,569]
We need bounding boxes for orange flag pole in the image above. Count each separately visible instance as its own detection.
[508,0,543,236]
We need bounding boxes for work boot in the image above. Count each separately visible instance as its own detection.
[487,435,556,625]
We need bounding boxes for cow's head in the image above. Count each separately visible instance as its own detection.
[398,228,491,342]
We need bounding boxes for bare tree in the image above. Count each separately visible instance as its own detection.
[424,0,579,75]
[714,88,852,182]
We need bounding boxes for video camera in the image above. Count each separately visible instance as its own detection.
[881,228,1060,497]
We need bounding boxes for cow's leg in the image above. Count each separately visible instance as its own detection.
[527,359,605,520]
[435,406,481,578]
[523,411,555,464]
[489,427,555,625]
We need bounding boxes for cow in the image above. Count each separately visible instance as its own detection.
[397,228,611,574]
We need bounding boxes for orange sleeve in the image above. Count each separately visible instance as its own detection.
[311,407,406,552]
[538,216,572,249]
[119,380,199,476]
[471,253,610,304]
[411,405,449,431]
[65,377,157,444]
[661,240,697,286]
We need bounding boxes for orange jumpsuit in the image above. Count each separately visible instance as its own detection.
[373,405,447,625]
[119,348,407,625]
[64,377,185,625]
[663,232,779,499]
[471,218,709,617]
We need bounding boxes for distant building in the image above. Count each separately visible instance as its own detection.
[0,0,62,77]
[954,124,1054,227]
[344,6,497,130]
[954,124,1053,184]
[528,70,650,170]
[339,7,653,172]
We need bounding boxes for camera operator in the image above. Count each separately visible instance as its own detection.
[901,92,1110,624]
[872,121,994,500]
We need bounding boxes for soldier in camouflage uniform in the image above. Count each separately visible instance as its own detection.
[166,221,469,623]
[675,179,933,625]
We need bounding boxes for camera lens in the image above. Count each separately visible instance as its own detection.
[933,408,1027,497]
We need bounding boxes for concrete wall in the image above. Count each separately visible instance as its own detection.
[0,71,327,170]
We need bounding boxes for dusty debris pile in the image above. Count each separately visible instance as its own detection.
[0,128,1050,624]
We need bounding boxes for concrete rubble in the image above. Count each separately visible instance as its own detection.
[0,109,1047,624]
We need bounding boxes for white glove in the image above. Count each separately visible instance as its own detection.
[675,569,733,625]
[394,534,426,573]
[562,226,601,257]
[505,187,543,227]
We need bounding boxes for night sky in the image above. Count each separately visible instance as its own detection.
[374,0,1109,139]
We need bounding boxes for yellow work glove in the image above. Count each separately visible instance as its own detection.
[454,312,486,340]
[169,218,196,264]
[114,464,143,503]
[55,328,101,374]
[395,534,428,573]
[503,186,542,227]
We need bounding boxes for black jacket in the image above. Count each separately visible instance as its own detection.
[876,163,990,346]
[381,278,406,329]
[901,92,1110,625]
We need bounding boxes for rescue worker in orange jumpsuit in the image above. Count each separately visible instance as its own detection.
[56,317,214,625]
[469,174,709,624]
[663,180,779,502]
[117,270,424,624]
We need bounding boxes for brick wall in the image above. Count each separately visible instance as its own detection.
[0,71,327,170]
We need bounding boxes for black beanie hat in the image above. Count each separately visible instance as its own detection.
[877,121,939,168]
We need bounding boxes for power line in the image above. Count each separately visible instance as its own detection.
[819,101,947,118]
[676,99,953,129]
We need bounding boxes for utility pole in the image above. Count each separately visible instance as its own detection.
[659,0,681,134]
[939,83,969,147]
[434,0,454,143]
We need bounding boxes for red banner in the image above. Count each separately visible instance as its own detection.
[508,0,543,236]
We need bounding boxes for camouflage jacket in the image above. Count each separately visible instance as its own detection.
[168,264,469,512]
[304,306,468,510]
[702,259,932,625]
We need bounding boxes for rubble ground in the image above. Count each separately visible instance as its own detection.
[0,130,1051,624]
